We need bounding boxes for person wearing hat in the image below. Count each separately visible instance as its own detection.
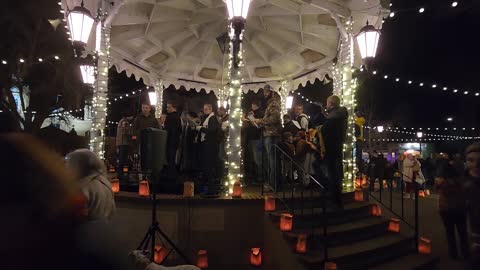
[254,84,282,190]
[464,142,480,266]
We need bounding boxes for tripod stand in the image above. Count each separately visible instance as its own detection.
[137,181,191,265]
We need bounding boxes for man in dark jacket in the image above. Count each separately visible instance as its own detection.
[132,102,159,159]
[164,100,182,178]
[197,104,220,183]
[322,95,348,208]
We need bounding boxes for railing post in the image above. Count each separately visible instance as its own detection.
[415,180,419,250]
[379,178,382,203]
[274,145,277,193]
[261,133,264,196]
[390,177,393,209]
[401,177,404,219]
[323,188,328,262]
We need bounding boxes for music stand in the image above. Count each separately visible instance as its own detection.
[137,175,191,265]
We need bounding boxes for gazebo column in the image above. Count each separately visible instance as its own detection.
[89,20,110,159]
[225,25,244,194]
[331,19,357,189]
[154,79,164,118]
[280,80,292,118]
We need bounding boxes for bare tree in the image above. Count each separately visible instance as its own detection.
[0,0,89,133]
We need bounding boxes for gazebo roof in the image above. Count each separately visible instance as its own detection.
[64,0,388,92]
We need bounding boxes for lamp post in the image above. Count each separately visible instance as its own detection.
[417,132,423,157]
[355,22,381,70]
[65,1,110,159]
[225,0,251,68]
[224,0,251,193]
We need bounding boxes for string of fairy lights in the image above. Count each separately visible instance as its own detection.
[365,126,478,140]
[363,69,480,97]
[386,1,463,20]
[1,55,62,65]
[370,137,480,142]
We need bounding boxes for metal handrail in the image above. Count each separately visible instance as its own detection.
[366,168,420,249]
[272,144,329,262]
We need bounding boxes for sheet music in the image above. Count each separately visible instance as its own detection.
[247,114,259,128]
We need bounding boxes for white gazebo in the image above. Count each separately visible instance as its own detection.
[60,0,388,189]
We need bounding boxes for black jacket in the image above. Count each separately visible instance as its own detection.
[245,109,264,141]
[165,111,181,147]
[200,113,220,145]
[282,121,300,137]
[322,106,348,157]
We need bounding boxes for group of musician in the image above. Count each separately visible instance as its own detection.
[116,84,348,208]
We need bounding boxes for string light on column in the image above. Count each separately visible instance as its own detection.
[89,11,110,159]
[154,79,164,118]
[225,25,244,195]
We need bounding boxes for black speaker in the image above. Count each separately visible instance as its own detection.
[140,128,167,174]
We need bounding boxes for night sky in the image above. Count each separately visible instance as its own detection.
[358,0,480,128]
[110,0,480,133]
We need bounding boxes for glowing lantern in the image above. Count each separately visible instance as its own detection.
[196,250,208,269]
[232,181,242,198]
[392,181,398,189]
[139,180,150,197]
[324,262,337,270]
[66,0,95,44]
[154,245,168,264]
[80,64,95,84]
[250,247,262,266]
[280,213,293,231]
[425,189,430,196]
[355,178,361,188]
[183,181,194,198]
[111,178,120,193]
[418,190,425,197]
[123,166,129,173]
[354,189,364,201]
[362,175,368,187]
[264,196,276,211]
[388,218,400,233]
[296,234,307,253]
[225,0,252,19]
[418,237,431,254]
[370,204,382,216]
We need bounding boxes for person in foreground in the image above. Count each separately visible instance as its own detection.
[66,148,116,221]
[0,134,128,270]
[463,142,480,267]
[435,163,469,260]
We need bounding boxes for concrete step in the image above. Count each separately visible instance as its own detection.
[284,216,390,248]
[269,201,374,229]
[299,232,414,270]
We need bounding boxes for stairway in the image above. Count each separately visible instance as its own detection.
[266,191,439,270]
